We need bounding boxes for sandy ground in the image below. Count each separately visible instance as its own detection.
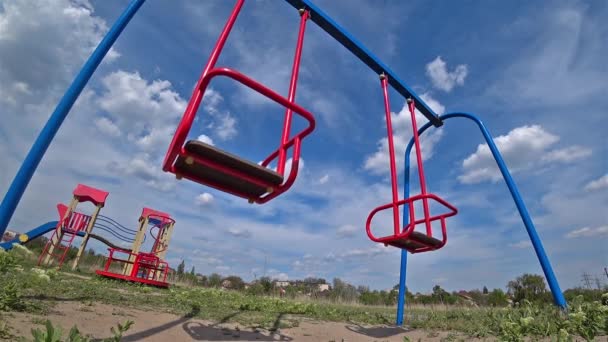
[3,302,484,341]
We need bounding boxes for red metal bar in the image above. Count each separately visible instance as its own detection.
[407,99,432,236]
[380,76,401,236]
[258,137,301,203]
[278,9,309,176]
[163,0,245,172]
[202,68,316,131]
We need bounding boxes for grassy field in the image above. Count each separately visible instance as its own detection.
[1,246,607,341]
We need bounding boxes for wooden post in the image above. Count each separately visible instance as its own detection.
[42,197,79,266]
[154,221,174,280]
[123,216,147,276]
[70,203,102,271]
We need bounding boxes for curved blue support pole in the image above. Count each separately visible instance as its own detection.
[400,112,567,309]
[395,146,413,325]
[0,0,147,237]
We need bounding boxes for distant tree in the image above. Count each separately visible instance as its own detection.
[507,274,547,303]
[483,286,488,294]
[357,285,370,294]
[303,277,326,284]
[223,275,245,290]
[487,289,509,307]
[190,266,195,276]
[208,273,222,287]
[259,276,273,294]
[331,278,357,302]
[177,260,185,275]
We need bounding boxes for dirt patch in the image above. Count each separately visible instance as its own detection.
[3,301,485,341]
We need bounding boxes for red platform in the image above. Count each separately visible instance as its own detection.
[95,270,169,288]
[95,248,169,288]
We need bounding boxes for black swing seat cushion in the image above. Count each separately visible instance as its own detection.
[387,231,443,250]
[174,140,284,198]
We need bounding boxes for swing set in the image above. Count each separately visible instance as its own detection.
[162,0,456,253]
[0,0,568,327]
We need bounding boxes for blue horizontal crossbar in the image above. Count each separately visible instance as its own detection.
[284,0,443,127]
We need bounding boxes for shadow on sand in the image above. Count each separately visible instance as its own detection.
[119,306,292,341]
[345,323,409,339]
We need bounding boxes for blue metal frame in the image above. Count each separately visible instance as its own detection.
[283,0,442,127]
[0,0,146,238]
[394,112,567,325]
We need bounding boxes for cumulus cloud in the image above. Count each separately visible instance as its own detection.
[459,125,592,184]
[199,88,238,141]
[565,226,608,239]
[97,71,186,152]
[426,56,468,92]
[336,225,358,238]
[0,0,119,106]
[227,227,252,238]
[195,193,214,206]
[197,134,214,146]
[584,174,608,192]
[94,117,121,137]
[107,155,175,192]
[364,93,445,175]
[541,146,592,163]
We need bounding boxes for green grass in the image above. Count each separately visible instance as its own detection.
[2,247,608,341]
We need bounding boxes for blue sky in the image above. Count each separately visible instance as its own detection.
[0,0,606,293]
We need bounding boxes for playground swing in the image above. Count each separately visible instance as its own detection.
[366,75,458,254]
[163,0,316,204]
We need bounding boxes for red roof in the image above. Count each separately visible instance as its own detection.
[72,184,109,207]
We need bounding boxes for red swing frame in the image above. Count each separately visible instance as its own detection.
[163,0,315,204]
[366,75,457,253]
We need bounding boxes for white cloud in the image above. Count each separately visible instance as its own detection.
[509,240,532,249]
[459,125,591,184]
[425,56,468,92]
[336,225,358,238]
[565,226,608,239]
[107,155,175,192]
[199,88,237,141]
[96,70,187,154]
[584,174,608,192]
[318,174,330,185]
[0,0,119,106]
[364,93,445,176]
[197,134,214,146]
[215,114,237,140]
[541,145,592,163]
[94,117,121,137]
[195,193,214,206]
[227,227,252,238]
[272,272,289,281]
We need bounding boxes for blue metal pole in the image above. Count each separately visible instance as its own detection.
[0,0,146,237]
[403,112,567,308]
[395,140,415,326]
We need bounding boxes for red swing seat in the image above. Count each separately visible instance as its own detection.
[366,76,458,253]
[162,1,315,204]
[366,193,457,253]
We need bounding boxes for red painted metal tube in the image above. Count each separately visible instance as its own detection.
[366,193,457,243]
[278,9,309,176]
[163,0,245,172]
[257,137,302,203]
[380,76,401,236]
[407,99,432,236]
